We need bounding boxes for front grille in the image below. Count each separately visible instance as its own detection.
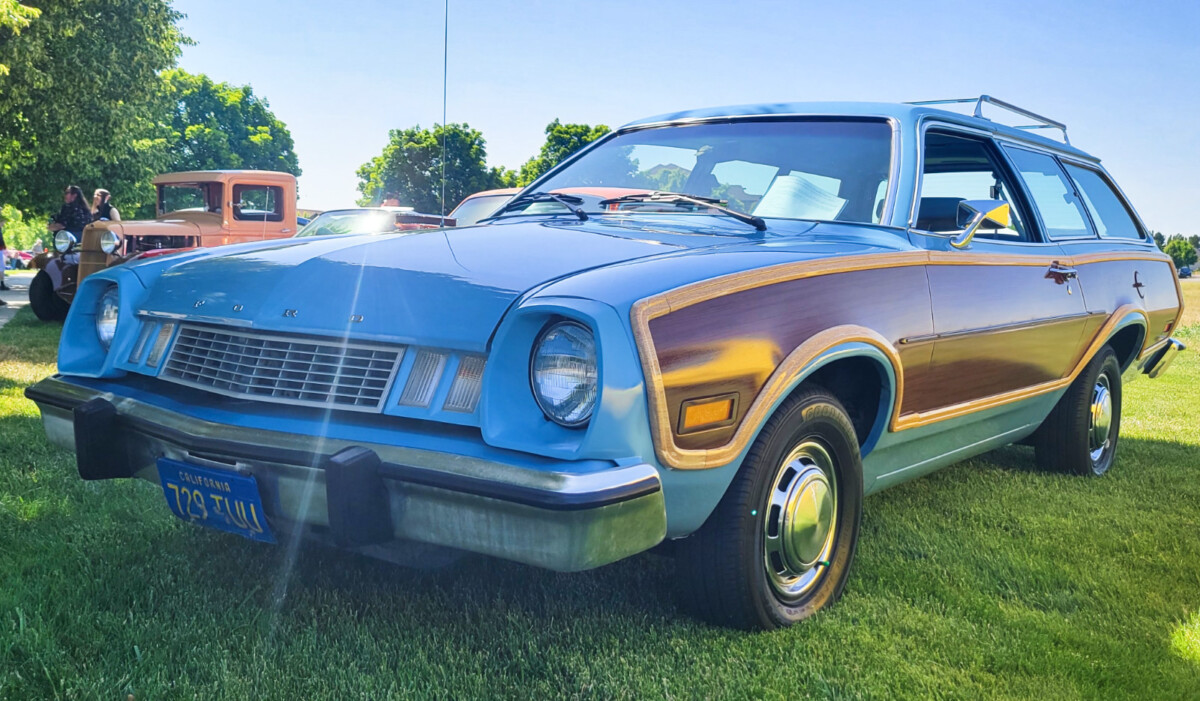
[162,325,403,412]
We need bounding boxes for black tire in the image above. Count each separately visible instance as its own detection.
[675,386,864,630]
[1034,345,1121,476]
[28,269,70,322]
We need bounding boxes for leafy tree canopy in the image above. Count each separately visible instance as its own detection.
[1152,231,1166,249]
[161,69,301,176]
[1164,237,1197,269]
[0,0,186,217]
[356,123,509,214]
[0,0,40,75]
[515,119,610,187]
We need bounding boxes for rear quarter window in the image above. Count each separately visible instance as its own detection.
[1003,146,1094,240]
[1063,164,1145,240]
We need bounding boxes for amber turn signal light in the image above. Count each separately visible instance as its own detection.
[679,394,738,433]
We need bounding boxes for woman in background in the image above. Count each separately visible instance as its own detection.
[0,213,9,293]
[48,185,93,236]
[91,188,120,221]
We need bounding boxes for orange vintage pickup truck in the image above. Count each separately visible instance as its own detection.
[30,170,297,320]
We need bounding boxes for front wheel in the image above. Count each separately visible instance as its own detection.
[1034,345,1122,476]
[28,269,70,321]
[675,386,863,629]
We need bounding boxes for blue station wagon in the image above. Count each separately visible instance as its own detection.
[27,96,1185,629]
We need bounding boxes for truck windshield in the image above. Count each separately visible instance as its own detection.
[524,119,893,225]
[158,184,220,215]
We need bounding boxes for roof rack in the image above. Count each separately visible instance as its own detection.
[906,95,1069,145]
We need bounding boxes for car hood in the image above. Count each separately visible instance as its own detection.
[105,219,204,238]
[137,220,730,351]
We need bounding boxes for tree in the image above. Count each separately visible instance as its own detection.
[1152,231,1166,249]
[0,0,186,217]
[515,120,610,186]
[1164,238,1198,269]
[356,123,509,214]
[1189,234,1199,251]
[161,69,301,176]
[0,0,40,76]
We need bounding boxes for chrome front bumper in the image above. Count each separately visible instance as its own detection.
[25,376,667,572]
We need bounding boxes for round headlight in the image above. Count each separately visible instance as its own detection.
[96,286,120,349]
[99,229,121,254]
[54,231,76,253]
[530,321,598,427]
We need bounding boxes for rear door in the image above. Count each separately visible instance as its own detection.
[903,129,1092,424]
[1032,154,1183,357]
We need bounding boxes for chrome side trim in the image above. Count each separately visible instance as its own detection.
[898,311,1104,345]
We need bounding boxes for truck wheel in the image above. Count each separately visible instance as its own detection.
[29,269,70,321]
[675,386,863,630]
[1034,346,1121,476]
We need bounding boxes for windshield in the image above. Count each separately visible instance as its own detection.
[295,210,400,237]
[158,183,221,215]
[525,119,893,225]
[450,194,513,226]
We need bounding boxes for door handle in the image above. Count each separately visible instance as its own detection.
[1046,263,1078,280]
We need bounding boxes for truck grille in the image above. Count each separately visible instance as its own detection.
[162,325,403,412]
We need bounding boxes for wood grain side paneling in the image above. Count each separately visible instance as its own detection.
[633,248,1179,470]
[912,261,1091,414]
[647,266,933,450]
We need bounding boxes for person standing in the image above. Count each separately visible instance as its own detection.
[91,189,120,221]
[0,213,9,293]
[48,185,93,237]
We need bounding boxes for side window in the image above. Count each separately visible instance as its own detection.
[917,131,1029,241]
[1002,147,1093,240]
[232,184,284,222]
[1063,164,1144,240]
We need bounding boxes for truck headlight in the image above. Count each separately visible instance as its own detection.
[530,321,597,427]
[99,230,122,254]
[54,231,77,253]
[96,285,120,349]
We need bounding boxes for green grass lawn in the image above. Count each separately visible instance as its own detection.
[1,303,1198,700]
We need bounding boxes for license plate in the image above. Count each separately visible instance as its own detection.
[156,458,276,544]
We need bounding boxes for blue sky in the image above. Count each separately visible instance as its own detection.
[177,0,1198,234]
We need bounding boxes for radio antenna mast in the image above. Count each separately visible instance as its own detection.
[440,0,448,221]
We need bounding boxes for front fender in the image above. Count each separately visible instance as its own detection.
[43,254,78,290]
[656,332,900,537]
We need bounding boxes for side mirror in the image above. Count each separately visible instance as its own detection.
[951,199,1010,249]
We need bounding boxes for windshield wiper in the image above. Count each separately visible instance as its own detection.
[597,191,766,231]
[498,191,588,221]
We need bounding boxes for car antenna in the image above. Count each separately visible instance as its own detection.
[439,0,449,225]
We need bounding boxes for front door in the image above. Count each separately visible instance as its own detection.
[901,130,1093,425]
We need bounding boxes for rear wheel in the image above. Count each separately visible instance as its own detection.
[29,269,70,321]
[675,386,863,629]
[1034,346,1121,476]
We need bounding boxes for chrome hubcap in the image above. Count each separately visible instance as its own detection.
[763,441,837,601]
[1089,374,1113,463]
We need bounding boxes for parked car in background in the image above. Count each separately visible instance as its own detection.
[1180,266,1192,278]
[29,170,298,321]
[295,207,451,237]
[448,188,519,226]
[27,97,1185,630]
